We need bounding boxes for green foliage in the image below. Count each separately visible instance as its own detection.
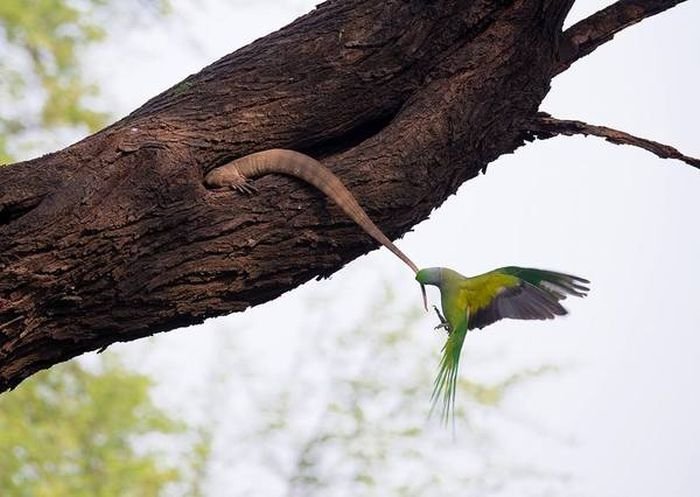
[0,0,169,162]
[0,356,188,497]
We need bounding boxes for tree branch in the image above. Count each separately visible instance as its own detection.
[0,0,692,391]
[527,112,700,169]
[0,0,570,392]
[555,0,688,74]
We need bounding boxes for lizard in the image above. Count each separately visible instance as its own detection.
[204,148,428,308]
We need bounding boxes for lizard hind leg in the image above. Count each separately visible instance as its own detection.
[204,163,256,193]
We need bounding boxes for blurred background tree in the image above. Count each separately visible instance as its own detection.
[0,356,201,497]
[198,286,564,497]
[0,0,169,162]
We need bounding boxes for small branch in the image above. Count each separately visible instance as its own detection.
[527,113,700,169]
[555,0,688,74]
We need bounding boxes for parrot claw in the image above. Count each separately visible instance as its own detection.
[434,322,450,331]
[432,305,450,333]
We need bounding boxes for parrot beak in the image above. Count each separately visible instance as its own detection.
[420,284,428,311]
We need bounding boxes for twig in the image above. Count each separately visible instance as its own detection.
[527,112,700,170]
[555,0,688,74]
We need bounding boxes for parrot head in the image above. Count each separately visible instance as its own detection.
[416,267,444,311]
[416,267,442,287]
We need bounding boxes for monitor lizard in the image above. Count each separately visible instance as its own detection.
[204,149,426,307]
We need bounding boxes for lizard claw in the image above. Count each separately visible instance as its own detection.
[232,181,258,194]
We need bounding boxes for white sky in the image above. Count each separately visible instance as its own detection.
[73,1,700,495]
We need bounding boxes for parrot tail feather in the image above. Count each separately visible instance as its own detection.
[429,315,469,426]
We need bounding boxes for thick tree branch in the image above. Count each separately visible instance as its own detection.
[555,0,688,74]
[0,0,691,391]
[0,0,573,392]
[527,112,700,169]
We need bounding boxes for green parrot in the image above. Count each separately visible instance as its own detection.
[415,266,589,423]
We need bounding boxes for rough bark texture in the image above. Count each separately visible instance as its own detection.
[555,0,687,74]
[0,0,689,391]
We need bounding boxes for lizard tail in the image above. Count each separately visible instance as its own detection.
[227,149,420,275]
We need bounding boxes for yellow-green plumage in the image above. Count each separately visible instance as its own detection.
[416,266,589,423]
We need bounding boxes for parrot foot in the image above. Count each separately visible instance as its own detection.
[432,305,451,333]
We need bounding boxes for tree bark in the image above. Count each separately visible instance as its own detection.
[0,0,690,391]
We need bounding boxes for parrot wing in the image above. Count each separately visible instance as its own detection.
[466,267,590,330]
[430,309,469,426]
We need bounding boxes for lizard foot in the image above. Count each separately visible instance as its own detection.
[231,181,258,194]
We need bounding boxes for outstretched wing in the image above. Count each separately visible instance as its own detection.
[430,309,469,426]
[466,267,590,330]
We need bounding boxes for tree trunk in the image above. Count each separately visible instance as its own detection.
[0,0,686,391]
